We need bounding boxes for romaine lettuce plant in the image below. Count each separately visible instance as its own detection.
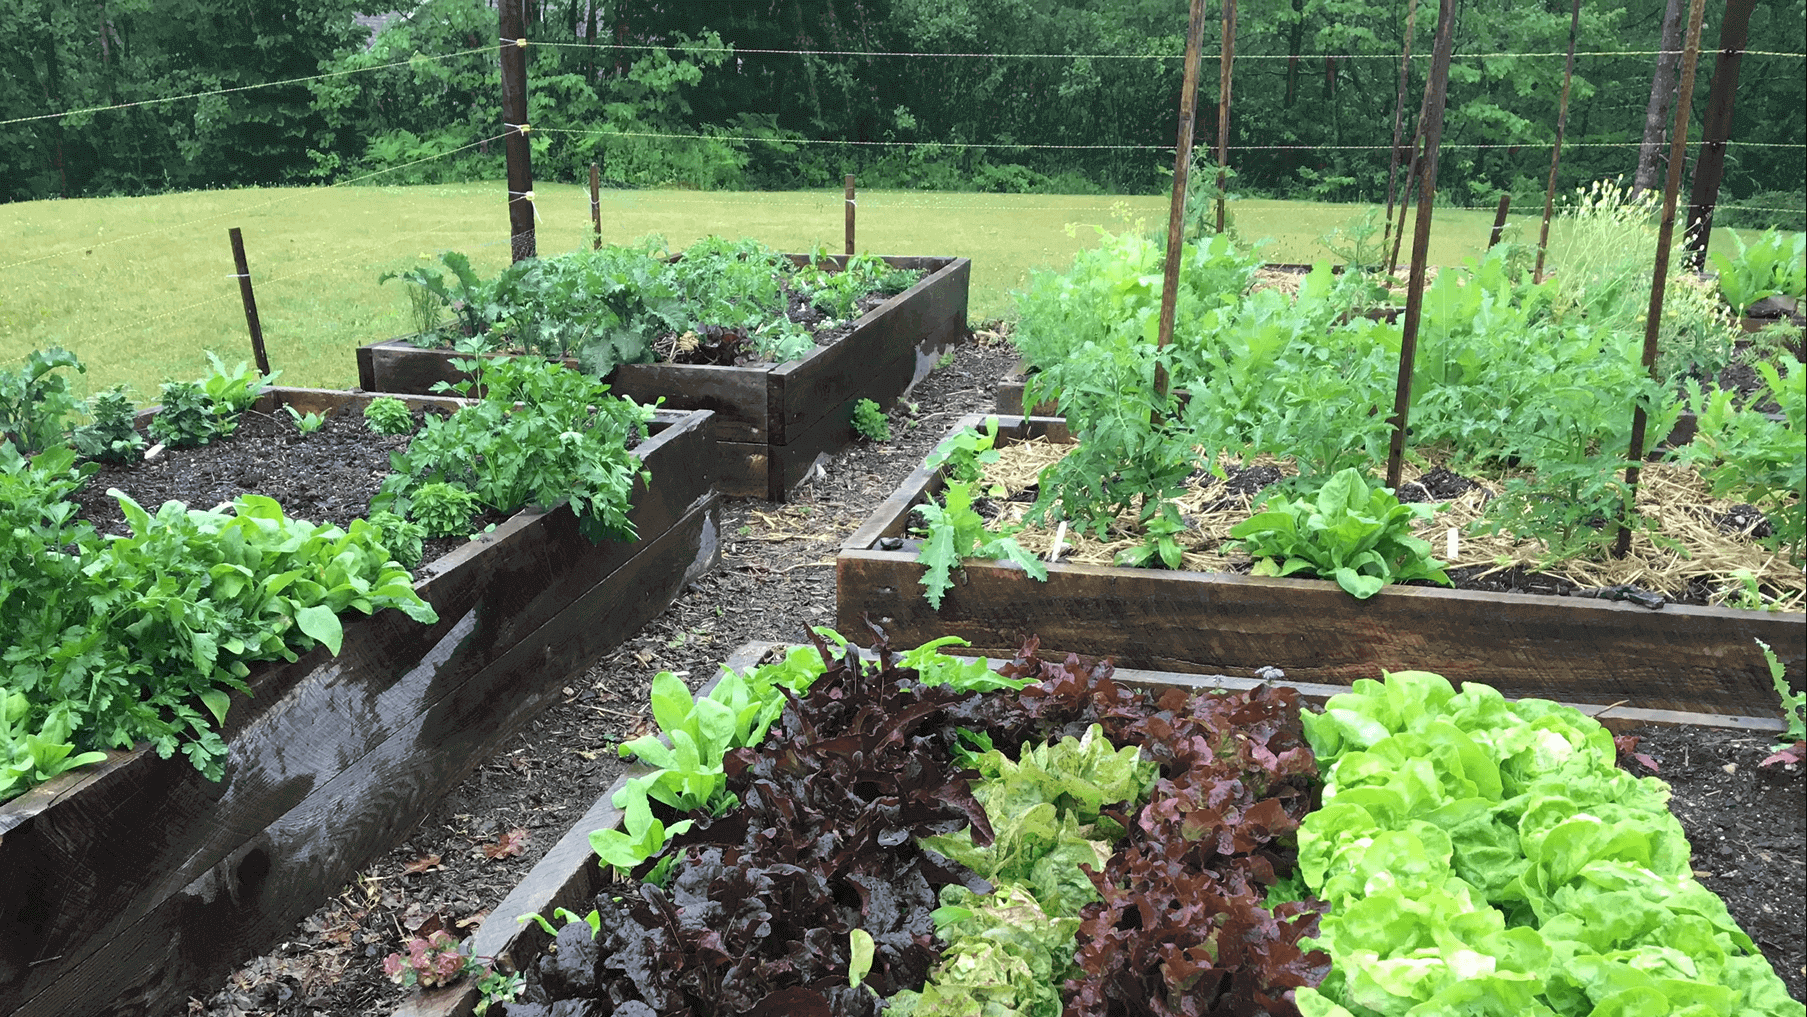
[1225,467,1450,599]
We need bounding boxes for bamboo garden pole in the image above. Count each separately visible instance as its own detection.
[1215,0,1238,235]
[1381,0,1421,257]
[1152,0,1208,402]
[1616,0,1709,558]
[1533,0,1583,283]
[1384,0,1458,490]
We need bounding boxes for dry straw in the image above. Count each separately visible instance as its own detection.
[979,437,1804,611]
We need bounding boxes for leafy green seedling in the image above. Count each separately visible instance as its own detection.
[592,778,694,879]
[913,479,1047,609]
[851,397,891,441]
[363,396,416,436]
[408,482,479,539]
[925,417,1002,482]
[284,405,326,434]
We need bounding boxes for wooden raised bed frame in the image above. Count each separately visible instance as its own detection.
[0,388,722,1017]
[355,254,971,500]
[391,639,1786,1017]
[837,415,1804,719]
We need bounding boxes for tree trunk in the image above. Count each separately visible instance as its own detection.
[1633,0,1685,198]
[1284,0,1304,108]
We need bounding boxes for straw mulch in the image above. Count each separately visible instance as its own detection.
[978,437,1805,613]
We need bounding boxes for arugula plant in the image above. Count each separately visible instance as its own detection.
[1225,467,1450,599]
[0,467,438,802]
[0,346,85,453]
[914,479,1048,610]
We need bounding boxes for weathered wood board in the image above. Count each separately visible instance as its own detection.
[389,638,1784,1017]
[0,394,721,1017]
[356,255,972,500]
[836,415,1805,718]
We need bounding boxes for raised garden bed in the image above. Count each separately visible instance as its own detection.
[356,255,971,500]
[388,640,1795,1017]
[0,388,721,1017]
[836,414,1804,717]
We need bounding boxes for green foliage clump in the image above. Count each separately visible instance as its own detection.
[373,355,653,545]
[71,384,145,464]
[147,380,231,448]
[851,397,890,441]
[362,396,417,436]
[913,479,1047,610]
[1676,356,1806,562]
[924,417,1002,482]
[0,443,437,803]
[406,482,478,539]
[0,347,85,454]
[1297,669,1801,1016]
[1709,229,1807,315]
[368,510,426,570]
[1226,467,1451,600]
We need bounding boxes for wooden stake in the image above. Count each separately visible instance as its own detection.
[1617,0,1708,558]
[500,0,536,262]
[227,227,271,378]
[844,174,856,256]
[1488,193,1512,248]
[1682,0,1755,270]
[1214,0,1237,235]
[1381,0,1421,256]
[1534,0,1582,283]
[1384,0,1457,490]
[589,161,602,251]
[1153,0,1208,402]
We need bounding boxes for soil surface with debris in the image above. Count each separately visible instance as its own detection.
[165,333,1805,1015]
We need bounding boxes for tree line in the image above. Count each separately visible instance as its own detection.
[2,0,1801,226]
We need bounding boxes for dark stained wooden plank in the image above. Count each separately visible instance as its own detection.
[836,416,1804,719]
[0,404,716,1015]
[770,258,968,444]
[11,497,721,1017]
[712,441,772,499]
[610,361,769,442]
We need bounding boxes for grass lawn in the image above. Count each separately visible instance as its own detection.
[0,183,1756,398]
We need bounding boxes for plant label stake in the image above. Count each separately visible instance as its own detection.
[590,161,603,251]
[1384,0,1457,490]
[1618,0,1709,558]
[845,175,856,256]
[226,227,270,377]
[1488,193,1512,248]
[1215,0,1237,236]
[1533,0,1583,283]
[500,0,536,263]
[1153,0,1208,402]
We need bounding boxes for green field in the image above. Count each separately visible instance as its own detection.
[0,183,1752,398]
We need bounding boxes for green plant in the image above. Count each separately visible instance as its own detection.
[913,479,1048,610]
[925,417,1002,483]
[374,355,653,545]
[283,405,326,435]
[851,397,890,441]
[1675,356,1805,561]
[71,384,145,464]
[407,481,478,540]
[1709,228,1807,315]
[2,691,109,804]
[368,510,427,570]
[0,347,85,453]
[1755,639,1805,750]
[147,380,229,448]
[936,348,958,370]
[362,396,416,436]
[380,251,493,342]
[1225,467,1450,599]
[382,929,519,1010]
[201,351,272,416]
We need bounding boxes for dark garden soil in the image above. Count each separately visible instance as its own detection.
[174,332,1804,1015]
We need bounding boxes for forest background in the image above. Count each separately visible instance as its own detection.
[0,0,1802,224]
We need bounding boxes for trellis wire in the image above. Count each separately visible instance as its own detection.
[0,46,501,128]
[531,40,1805,61]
